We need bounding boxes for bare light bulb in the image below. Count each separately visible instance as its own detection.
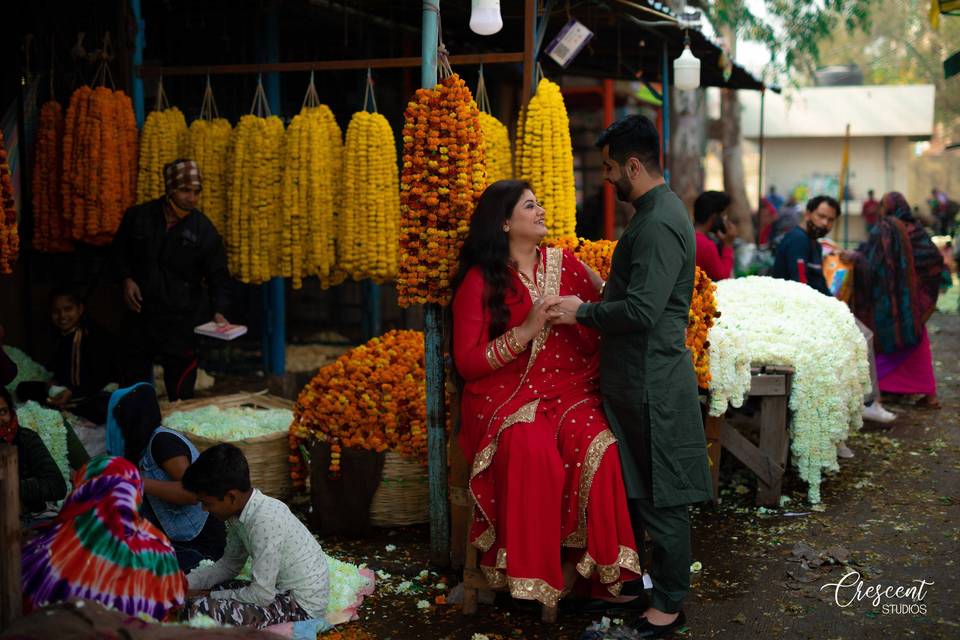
[470,0,503,36]
[673,44,701,90]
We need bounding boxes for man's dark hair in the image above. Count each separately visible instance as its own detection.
[693,191,731,225]
[182,443,252,498]
[806,195,842,217]
[49,285,83,306]
[595,115,662,175]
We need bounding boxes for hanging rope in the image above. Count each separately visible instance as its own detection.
[91,32,115,89]
[301,71,321,109]
[362,68,378,113]
[423,1,452,80]
[249,74,271,117]
[153,76,170,111]
[199,74,220,120]
[475,65,492,114]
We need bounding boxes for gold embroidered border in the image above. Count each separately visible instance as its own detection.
[469,400,540,552]
[576,545,643,597]
[554,397,590,442]
[562,429,617,548]
[485,342,501,370]
[494,334,514,364]
[505,327,525,355]
[473,526,496,552]
[478,567,563,608]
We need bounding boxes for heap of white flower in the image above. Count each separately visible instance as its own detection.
[707,276,871,503]
[163,405,293,442]
[17,401,71,490]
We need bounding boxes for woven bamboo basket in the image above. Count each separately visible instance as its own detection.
[160,391,294,500]
[369,451,429,527]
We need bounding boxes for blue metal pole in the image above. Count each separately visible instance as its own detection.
[661,40,671,185]
[262,5,286,376]
[130,0,146,127]
[421,0,449,567]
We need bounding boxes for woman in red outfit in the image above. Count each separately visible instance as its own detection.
[451,180,641,609]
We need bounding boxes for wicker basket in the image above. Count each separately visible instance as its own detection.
[369,451,429,527]
[160,391,294,500]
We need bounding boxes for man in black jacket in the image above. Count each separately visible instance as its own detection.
[112,159,230,400]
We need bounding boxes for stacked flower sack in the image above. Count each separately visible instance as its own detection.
[687,267,718,388]
[478,111,511,184]
[281,105,342,288]
[137,107,189,203]
[398,74,486,306]
[515,78,576,239]
[61,86,138,245]
[289,330,427,485]
[707,276,872,503]
[32,101,72,254]
[225,114,285,284]
[337,111,399,283]
[187,117,232,231]
[0,130,19,274]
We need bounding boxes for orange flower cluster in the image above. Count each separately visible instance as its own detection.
[32,101,72,253]
[687,267,719,388]
[397,73,486,307]
[289,330,427,483]
[0,130,18,274]
[62,86,138,246]
[544,236,617,280]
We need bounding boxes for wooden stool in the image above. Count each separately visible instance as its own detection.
[448,438,558,623]
[704,365,795,506]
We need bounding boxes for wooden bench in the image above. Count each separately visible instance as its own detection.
[0,445,22,630]
[703,365,795,506]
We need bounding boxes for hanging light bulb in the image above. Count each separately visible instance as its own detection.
[673,34,701,90]
[470,0,503,36]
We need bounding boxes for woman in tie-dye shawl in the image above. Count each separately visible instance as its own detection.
[21,455,187,619]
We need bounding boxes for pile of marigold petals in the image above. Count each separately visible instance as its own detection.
[515,78,576,239]
[289,330,428,483]
[61,86,138,246]
[398,73,486,306]
[137,107,188,203]
[225,114,285,284]
[0,130,18,274]
[31,101,72,253]
[338,111,399,283]
[478,111,512,184]
[687,266,718,388]
[188,117,232,232]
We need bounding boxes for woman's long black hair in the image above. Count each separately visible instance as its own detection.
[449,179,532,340]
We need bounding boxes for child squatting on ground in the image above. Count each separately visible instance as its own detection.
[180,443,330,628]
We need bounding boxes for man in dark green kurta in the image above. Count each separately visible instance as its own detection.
[555,115,712,636]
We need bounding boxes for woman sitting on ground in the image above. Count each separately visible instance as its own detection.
[21,455,186,619]
[106,383,226,571]
[450,180,641,611]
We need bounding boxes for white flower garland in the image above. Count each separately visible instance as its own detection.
[3,345,52,393]
[17,401,71,491]
[707,277,871,503]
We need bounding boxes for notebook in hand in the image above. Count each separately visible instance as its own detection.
[194,321,248,341]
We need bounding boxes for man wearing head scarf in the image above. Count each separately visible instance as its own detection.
[111,159,230,400]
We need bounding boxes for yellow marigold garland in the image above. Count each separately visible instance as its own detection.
[61,86,138,246]
[225,114,285,284]
[136,107,189,203]
[0,130,18,274]
[398,73,486,306]
[478,111,511,184]
[288,330,428,483]
[32,101,73,254]
[337,111,400,283]
[187,117,232,232]
[515,78,576,239]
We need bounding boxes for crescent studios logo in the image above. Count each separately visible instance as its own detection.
[820,570,934,615]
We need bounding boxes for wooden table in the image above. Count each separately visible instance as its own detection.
[704,365,795,506]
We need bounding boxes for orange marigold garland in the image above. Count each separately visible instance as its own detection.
[61,86,137,246]
[544,236,616,280]
[288,330,428,485]
[687,266,718,388]
[32,101,72,253]
[397,73,486,307]
[0,130,19,274]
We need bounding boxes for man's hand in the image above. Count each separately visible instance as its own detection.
[717,217,737,246]
[552,296,584,325]
[213,312,228,326]
[123,278,143,313]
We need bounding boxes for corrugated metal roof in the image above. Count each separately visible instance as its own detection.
[740,85,935,138]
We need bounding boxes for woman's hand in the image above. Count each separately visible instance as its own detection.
[516,295,563,344]
[552,296,584,325]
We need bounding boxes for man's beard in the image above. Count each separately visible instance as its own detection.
[613,176,633,202]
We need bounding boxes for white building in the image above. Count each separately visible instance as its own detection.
[739,84,936,242]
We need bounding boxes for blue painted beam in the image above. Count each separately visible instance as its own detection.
[130,0,146,127]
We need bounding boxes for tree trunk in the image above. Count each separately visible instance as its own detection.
[670,87,706,214]
[718,27,754,241]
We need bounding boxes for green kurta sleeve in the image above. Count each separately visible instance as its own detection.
[576,218,686,334]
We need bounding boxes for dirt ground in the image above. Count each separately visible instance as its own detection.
[314,310,960,640]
